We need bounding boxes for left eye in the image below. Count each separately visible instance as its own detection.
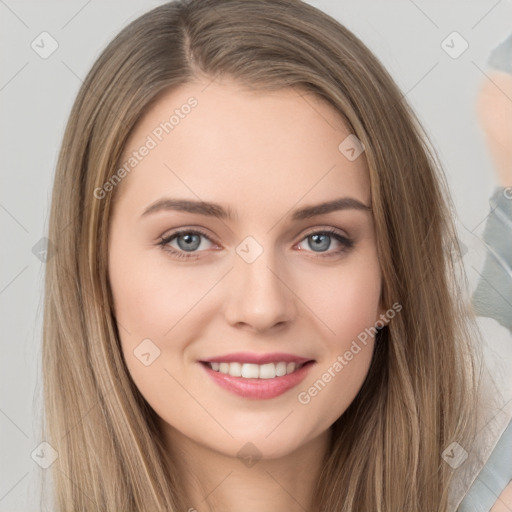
[296,229,354,257]
[158,228,354,259]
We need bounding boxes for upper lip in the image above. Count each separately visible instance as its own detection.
[200,352,314,365]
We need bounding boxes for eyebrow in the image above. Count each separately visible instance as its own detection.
[141,196,371,221]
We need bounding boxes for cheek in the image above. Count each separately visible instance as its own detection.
[297,342,374,434]
[108,251,204,411]
[293,254,381,422]
[109,247,213,342]
[303,251,382,343]
[108,242,228,405]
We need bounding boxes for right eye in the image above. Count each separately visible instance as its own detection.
[158,228,216,259]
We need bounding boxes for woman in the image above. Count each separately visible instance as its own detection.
[40,0,510,510]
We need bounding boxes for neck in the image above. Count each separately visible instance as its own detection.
[161,425,330,512]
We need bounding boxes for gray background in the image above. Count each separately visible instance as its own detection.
[1,0,511,510]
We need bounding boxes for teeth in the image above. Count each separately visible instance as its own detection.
[207,361,302,378]
[275,362,287,376]
[259,363,276,379]
[241,363,259,378]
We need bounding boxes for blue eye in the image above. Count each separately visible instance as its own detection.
[158,228,354,260]
[158,229,214,260]
[297,229,354,258]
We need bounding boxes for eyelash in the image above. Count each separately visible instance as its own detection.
[158,227,354,261]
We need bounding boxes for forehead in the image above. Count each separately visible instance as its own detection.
[113,78,370,219]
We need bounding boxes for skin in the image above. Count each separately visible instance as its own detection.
[108,77,386,511]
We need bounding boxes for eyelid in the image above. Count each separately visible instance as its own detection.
[159,226,217,243]
[301,226,350,239]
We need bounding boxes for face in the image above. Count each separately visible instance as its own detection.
[108,77,386,461]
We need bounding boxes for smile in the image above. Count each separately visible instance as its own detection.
[199,358,315,400]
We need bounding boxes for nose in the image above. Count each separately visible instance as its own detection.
[223,246,297,333]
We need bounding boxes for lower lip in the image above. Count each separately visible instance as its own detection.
[199,361,315,399]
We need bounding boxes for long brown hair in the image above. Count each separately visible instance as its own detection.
[40,0,483,510]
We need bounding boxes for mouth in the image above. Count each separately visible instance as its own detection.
[202,360,312,379]
[198,354,316,399]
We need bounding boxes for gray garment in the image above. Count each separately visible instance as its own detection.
[457,186,512,511]
[488,33,512,75]
[471,187,512,332]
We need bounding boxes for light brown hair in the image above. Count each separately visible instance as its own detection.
[41,0,483,510]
